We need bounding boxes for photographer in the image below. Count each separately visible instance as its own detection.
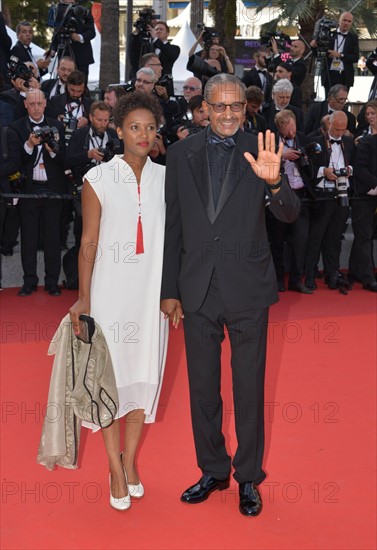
[7,89,66,296]
[173,95,209,141]
[45,70,93,143]
[148,22,180,77]
[139,53,174,98]
[242,49,273,103]
[274,62,302,108]
[270,39,307,88]
[65,101,122,243]
[128,8,159,79]
[310,12,359,94]
[243,86,267,134]
[304,84,356,135]
[10,21,51,79]
[304,111,355,290]
[269,109,316,293]
[0,58,40,121]
[41,56,75,99]
[49,0,95,76]
[188,33,233,86]
[261,79,303,134]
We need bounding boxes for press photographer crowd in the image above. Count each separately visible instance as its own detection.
[0,7,376,296]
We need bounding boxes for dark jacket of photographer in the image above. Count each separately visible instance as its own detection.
[304,100,356,135]
[311,134,355,189]
[45,92,93,122]
[9,41,48,78]
[315,32,359,89]
[241,68,273,103]
[65,126,122,174]
[261,102,304,134]
[7,117,66,193]
[50,12,95,69]
[151,39,180,76]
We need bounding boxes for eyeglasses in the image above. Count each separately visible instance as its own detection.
[147,63,162,67]
[183,85,201,91]
[206,101,246,113]
[335,96,348,103]
[136,78,154,85]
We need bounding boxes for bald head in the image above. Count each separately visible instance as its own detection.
[329,110,347,138]
[339,12,353,33]
[290,40,305,59]
[24,89,46,120]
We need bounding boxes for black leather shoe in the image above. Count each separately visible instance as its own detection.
[239,482,262,516]
[288,282,313,294]
[18,285,37,297]
[363,281,377,292]
[180,474,230,504]
[45,285,61,296]
[305,278,317,290]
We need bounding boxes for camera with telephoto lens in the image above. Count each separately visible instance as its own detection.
[7,56,33,85]
[98,137,121,162]
[50,1,90,40]
[197,24,220,48]
[313,17,337,57]
[333,167,352,207]
[33,126,60,153]
[134,8,160,38]
[261,31,291,52]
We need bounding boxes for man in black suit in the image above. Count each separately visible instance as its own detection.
[45,70,93,142]
[310,12,359,94]
[304,111,355,289]
[304,84,356,135]
[242,49,273,102]
[274,62,302,108]
[41,56,75,99]
[10,21,51,79]
[348,135,377,292]
[270,38,307,87]
[148,21,180,77]
[65,100,121,243]
[243,85,267,134]
[49,0,95,76]
[8,89,66,296]
[269,109,315,293]
[0,12,12,87]
[261,78,304,133]
[160,74,300,517]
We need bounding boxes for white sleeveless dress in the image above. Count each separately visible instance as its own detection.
[83,156,168,432]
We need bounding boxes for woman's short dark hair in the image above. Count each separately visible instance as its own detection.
[113,92,163,128]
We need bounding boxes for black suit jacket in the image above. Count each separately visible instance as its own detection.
[50,13,95,67]
[161,128,301,312]
[261,102,304,134]
[45,92,93,121]
[242,68,273,102]
[8,116,66,193]
[152,39,180,76]
[244,112,267,134]
[65,126,123,171]
[311,134,355,187]
[0,88,27,121]
[271,55,307,87]
[9,41,47,78]
[353,135,377,195]
[304,101,356,135]
[320,32,359,88]
[41,78,59,99]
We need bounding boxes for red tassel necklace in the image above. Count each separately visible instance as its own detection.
[136,182,144,254]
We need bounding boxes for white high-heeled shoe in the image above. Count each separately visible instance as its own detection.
[109,474,131,511]
[120,452,145,498]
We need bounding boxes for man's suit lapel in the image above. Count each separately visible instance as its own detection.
[185,132,216,222]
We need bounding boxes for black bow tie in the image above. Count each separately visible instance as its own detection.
[207,135,236,148]
[26,46,32,52]
[257,69,266,73]
[337,32,346,36]
[330,139,341,144]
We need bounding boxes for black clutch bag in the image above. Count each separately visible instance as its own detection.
[76,314,95,344]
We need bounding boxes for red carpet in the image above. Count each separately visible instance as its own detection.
[1,283,376,550]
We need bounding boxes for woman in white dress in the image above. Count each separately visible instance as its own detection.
[70,92,168,511]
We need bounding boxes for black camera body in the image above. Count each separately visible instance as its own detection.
[33,126,60,154]
[7,56,33,84]
[98,137,121,162]
[54,2,90,40]
[288,142,322,168]
[197,24,220,48]
[62,116,79,131]
[261,31,291,52]
[314,17,337,57]
[134,8,160,38]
